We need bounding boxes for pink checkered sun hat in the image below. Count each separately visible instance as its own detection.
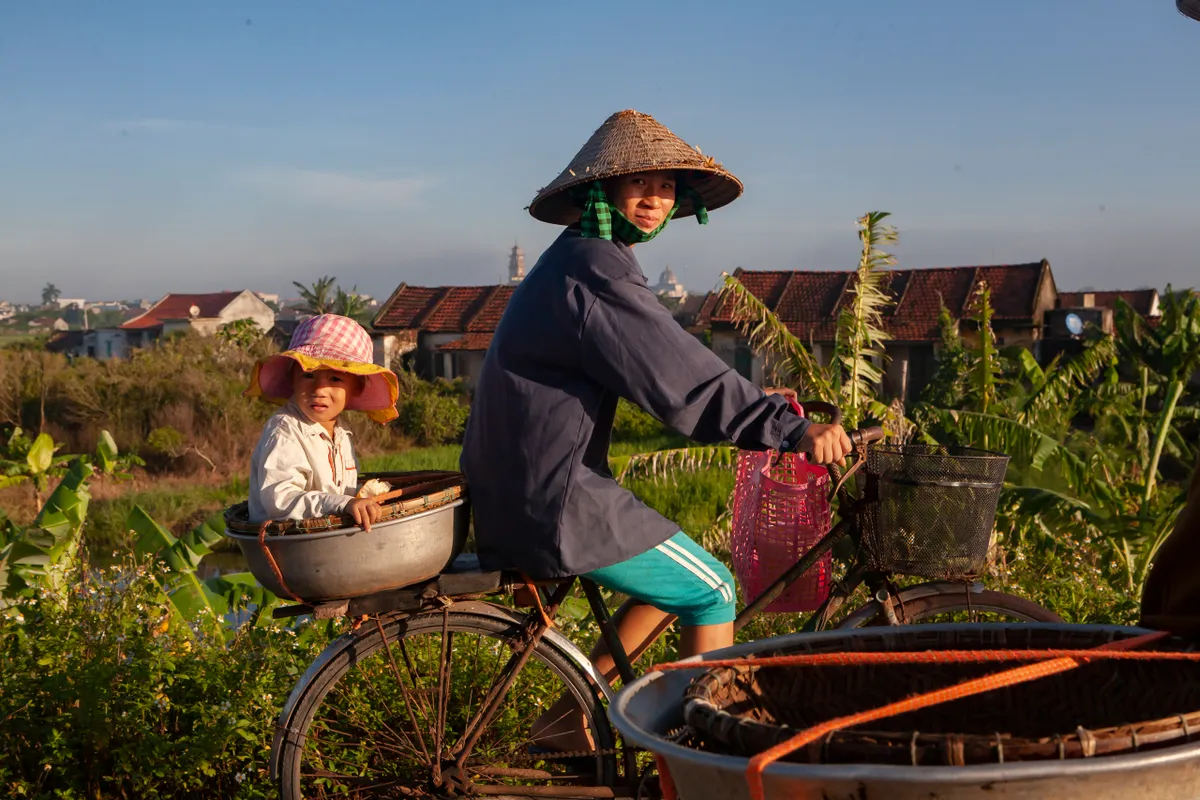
[245,314,399,424]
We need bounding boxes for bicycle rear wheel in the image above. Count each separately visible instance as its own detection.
[837,586,1062,628]
[276,609,617,799]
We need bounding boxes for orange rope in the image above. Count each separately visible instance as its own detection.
[257,520,303,603]
[742,630,1169,800]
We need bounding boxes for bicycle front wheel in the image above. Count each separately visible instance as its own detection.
[837,585,1063,628]
[277,608,617,799]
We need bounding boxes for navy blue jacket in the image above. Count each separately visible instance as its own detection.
[460,228,810,578]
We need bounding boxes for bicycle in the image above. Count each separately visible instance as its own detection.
[264,412,1061,799]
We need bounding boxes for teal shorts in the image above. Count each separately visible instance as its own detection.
[583,532,736,627]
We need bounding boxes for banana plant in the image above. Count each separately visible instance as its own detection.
[128,506,280,636]
[0,458,92,611]
[0,429,137,612]
[0,427,70,507]
[928,285,1196,596]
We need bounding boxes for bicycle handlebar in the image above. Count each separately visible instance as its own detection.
[795,400,842,426]
[850,426,886,448]
[786,398,886,451]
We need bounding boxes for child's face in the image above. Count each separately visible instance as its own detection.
[292,367,360,429]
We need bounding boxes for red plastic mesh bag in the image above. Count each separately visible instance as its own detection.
[730,418,831,613]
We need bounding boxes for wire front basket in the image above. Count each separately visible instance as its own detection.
[859,443,1009,580]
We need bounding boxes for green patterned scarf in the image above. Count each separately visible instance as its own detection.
[574,180,709,244]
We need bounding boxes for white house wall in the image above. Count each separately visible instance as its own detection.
[217,292,276,334]
[372,334,416,369]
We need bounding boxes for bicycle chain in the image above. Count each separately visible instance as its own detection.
[500,725,693,766]
[501,746,622,766]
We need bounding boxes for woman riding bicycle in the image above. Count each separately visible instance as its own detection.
[460,109,851,750]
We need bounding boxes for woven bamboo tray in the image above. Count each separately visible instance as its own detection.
[224,471,465,535]
[683,626,1200,766]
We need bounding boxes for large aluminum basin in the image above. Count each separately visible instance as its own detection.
[611,623,1200,800]
[225,499,468,602]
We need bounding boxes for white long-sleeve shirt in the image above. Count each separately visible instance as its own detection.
[249,402,359,523]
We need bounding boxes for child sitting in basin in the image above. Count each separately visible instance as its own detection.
[243,314,399,531]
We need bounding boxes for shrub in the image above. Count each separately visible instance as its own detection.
[216,319,265,349]
[0,556,323,799]
[398,392,469,446]
[147,426,185,456]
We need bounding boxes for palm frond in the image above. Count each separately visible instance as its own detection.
[719,273,834,399]
[611,445,738,485]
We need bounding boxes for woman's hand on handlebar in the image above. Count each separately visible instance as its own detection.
[764,386,798,402]
[799,423,853,465]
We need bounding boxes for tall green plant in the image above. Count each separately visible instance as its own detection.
[920,303,968,409]
[719,210,900,430]
[969,282,1000,416]
[837,211,897,428]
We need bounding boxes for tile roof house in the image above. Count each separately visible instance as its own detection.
[1057,289,1161,319]
[371,284,516,385]
[702,261,1058,402]
[1040,287,1163,363]
[73,290,276,360]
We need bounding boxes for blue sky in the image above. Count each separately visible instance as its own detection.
[2,1,1197,304]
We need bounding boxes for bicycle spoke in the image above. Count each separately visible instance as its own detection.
[435,619,454,760]
[287,614,615,799]
[373,617,433,763]
[331,661,427,760]
[397,635,438,721]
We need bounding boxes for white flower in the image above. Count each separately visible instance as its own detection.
[235,772,246,784]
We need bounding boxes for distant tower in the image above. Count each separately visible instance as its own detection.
[508,242,526,284]
[653,266,688,300]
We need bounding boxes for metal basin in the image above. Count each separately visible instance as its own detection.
[611,624,1200,800]
[225,499,468,602]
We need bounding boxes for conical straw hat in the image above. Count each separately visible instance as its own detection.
[528,110,744,226]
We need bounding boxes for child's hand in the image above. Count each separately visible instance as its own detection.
[347,498,382,532]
